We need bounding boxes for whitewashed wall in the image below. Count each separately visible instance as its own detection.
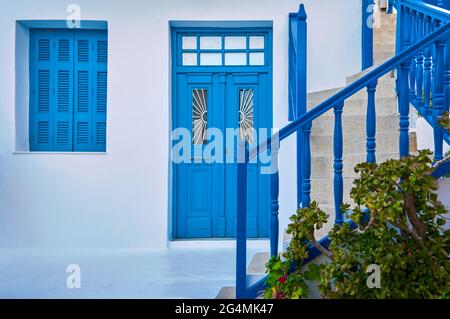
[0,0,362,249]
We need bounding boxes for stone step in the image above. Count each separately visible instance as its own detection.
[216,287,236,299]
[310,176,361,206]
[247,252,270,274]
[374,34,396,44]
[310,132,399,157]
[345,66,395,85]
[307,79,396,114]
[374,51,395,61]
[311,113,399,135]
[374,45,395,55]
[374,37,396,46]
[310,152,399,206]
[374,29,396,37]
[216,252,269,299]
[310,152,399,182]
[309,96,397,116]
[307,87,342,104]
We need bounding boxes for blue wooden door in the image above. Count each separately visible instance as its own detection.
[172,30,272,239]
[173,72,271,238]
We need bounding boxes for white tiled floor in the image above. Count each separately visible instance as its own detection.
[0,240,269,299]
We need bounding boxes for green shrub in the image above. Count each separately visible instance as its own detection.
[265,150,450,299]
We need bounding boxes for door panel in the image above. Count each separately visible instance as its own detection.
[225,74,270,238]
[174,72,270,239]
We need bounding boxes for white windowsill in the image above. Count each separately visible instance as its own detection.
[13,151,108,155]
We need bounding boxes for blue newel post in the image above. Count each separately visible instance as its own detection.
[236,141,248,298]
[362,0,375,70]
[296,4,307,208]
[399,6,411,158]
[333,103,344,225]
[270,146,279,257]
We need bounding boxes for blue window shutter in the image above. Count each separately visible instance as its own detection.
[30,31,54,151]
[30,29,107,152]
[73,31,107,152]
[74,33,92,151]
[53,31,74,151]
[92,32,108,152]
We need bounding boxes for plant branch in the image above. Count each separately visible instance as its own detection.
[392,221,424,249]
[360,214,376,232]
[308,230,334,260]
[404,193,428,238]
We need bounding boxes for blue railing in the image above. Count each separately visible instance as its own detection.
[396,0,450,160]
[235,1,450,299]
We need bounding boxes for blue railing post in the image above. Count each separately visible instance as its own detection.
[444,37,450,120]
[399,6,411,158]
[409,10,417,100]
[433,36,446,161]
[301,123,312,208]
[296,4,307,208]
[366,80,378,163]
[236,141,249,299]
[424,16,433,114]
[333,103,344,225]
[416,13,425,108]
[362,0,375,70]
[270,145,279,257]
[395,0,403,56]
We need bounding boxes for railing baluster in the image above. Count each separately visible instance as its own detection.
[409,10,417,99]
[416,13,425,108]
[431,19,440,103]
[424,16,433,114]
[366,80,378,163]
[236,141,248,299]
[399,6,411,158]
[433,36,446,162]
[270,146,279,257]
[301,123,312,208]
[333,103,344,225]
[444,37,450,123]
[400,62,411,158]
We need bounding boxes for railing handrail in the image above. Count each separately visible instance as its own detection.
[249,21,450,160]
[403,0,450,22]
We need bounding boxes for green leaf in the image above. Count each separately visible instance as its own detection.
[304,263,321,281]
